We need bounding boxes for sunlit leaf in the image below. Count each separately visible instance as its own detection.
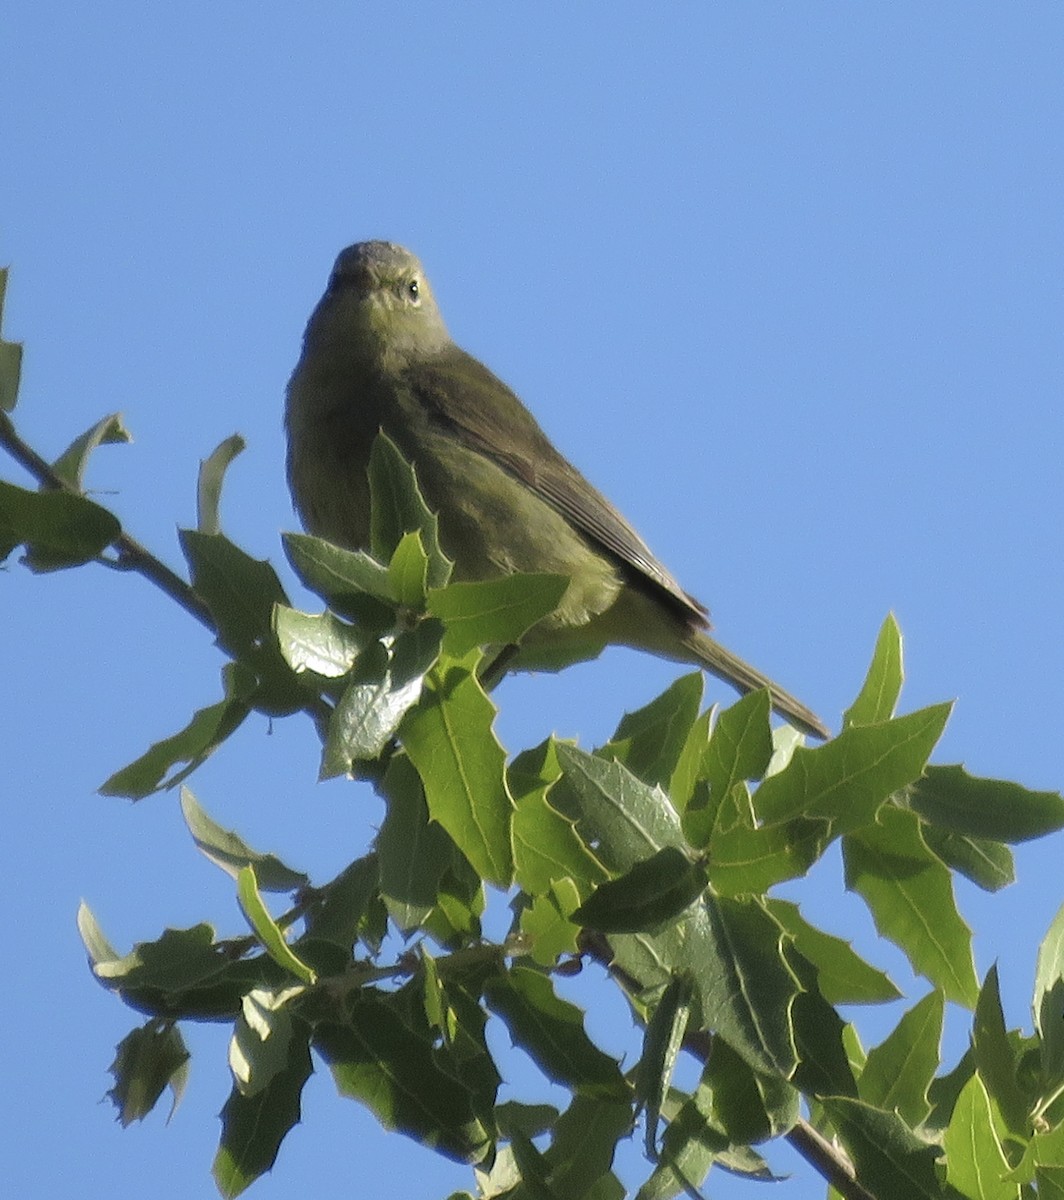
[197,433,245,535]
[844,613,903,727]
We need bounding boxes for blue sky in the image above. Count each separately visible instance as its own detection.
[4,6,1063,1198]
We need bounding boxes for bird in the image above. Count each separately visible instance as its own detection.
[285,241,828,740]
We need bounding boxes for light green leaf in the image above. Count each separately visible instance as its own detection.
[944,1075,1020,1200]
[844,806,978,1007]
[402,658,514,886]
[765,898,900,1005]
[973,964,1028,1138]
[519,879,583,967]
[844,613,903,727]
[51,412,132,490]
[857,990,943,1126]
[600,673,704,790]
[388,529,430,606]
[427,573,570,657]
[197,433,245,535]
[77,901,121,966]
[180,788,306,891]
[272,605,365,678]
[754,702,952,831]
[236,866,316,985]
[909,765,1064,843]
[283,531,397,605]
[228,986,305,1098]
[485,965,628,1099]
[1035,902,1064,1085]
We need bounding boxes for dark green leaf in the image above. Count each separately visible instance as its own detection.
[844,613,903,727]
[600,673,705,790]
[784,943,858,1098]
[0,269,23,412]
[766,898,900,1005]
[927,1045,976,1132]
[377,754,454,930]
[368,432,452,587]
[974,964,1029,1137]
[427,573,570,657]
[1035,902,1064,1085]
[922,825,1015,892]
[0,477,120,568]
[283,531,396,606]
[821,1096,949,1199]
[197,433,245,535]
[845,806,979,1007]
[635,974,694,1157]
[179,787,306,892]
[107,1021,190,1125]
[702,1036,799,1144]
[858,990,943,1125]
[754,702,952,831]
[52,412,131,490]
[214,1020,312,1198]
[402,658,514,886]
[636,1081,727,1200]
[485,965,628,1099]
[99,662,254,798]
[910,764,1064,844]
[315,990,492,1163]
[572,848,707,934]
[301,854,384,952]
[540,1094,633,1200]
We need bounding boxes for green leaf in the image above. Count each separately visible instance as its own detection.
[99,663,254,798]
[683,689,773,847]
[973,964,1029,1137]
[1034,902,1064,1085]
[427,573,570,657]
[301,855,384,952]
[922,825,1015,893]
[821,1096,949,1199]
[0,477,120,568]
[754,702,952,830]
[402,658,514,886]
[636,1081,726,1200]
[668,707,713,813]
[784,944,859,1099]
[272,604,365,679]
[236,866,316,985]
[197,433,245,535]
[0,269,23,412]
[485,965,628,1099]
[702,1036,799,1144]
[213,1019,312,1198]
[51,412,131,490]
[510,741,607,897]
[519,880,583,967]
[909,764,1064,843]
[314,989,492,1163]
[572,847,707,934]
[765,898,900,1005]
[539,1094,633,1200]
[377,754,454,931]
[600,673,705,790]
[368,432,452,587]
[844,806,979,1007]
[844,613,903,727]
[857,990,943,1126]
[107,1020,190,1125]
[943,1074,1020,1200]
[388,529,430,605]
[635,974,693,1157]
[322,624,443,773]
[179,788,306,892]
[228,986,305,1098]
[283,530,397,606]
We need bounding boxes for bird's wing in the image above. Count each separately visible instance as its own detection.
[409,347,709,625]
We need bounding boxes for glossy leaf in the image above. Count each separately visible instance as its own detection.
[388,529,430,606]
[427,572,570,656]
[283,531,396,605]
[821,1096,948,1199]
[844,805,979,1007]
[228,986,305,1098]
[180,787,307,892]
[273,605,365,678]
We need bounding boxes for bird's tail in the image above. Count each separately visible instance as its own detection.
[685,628,830,741]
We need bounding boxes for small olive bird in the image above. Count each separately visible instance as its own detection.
[286,241,828,740]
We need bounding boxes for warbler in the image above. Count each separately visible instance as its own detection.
[286,241,828,739]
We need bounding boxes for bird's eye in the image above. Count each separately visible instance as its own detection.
[406,278,420,304]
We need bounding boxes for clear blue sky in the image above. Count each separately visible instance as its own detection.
[4,6,1063,1198]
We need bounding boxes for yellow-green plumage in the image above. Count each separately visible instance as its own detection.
[286,241,829,740]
